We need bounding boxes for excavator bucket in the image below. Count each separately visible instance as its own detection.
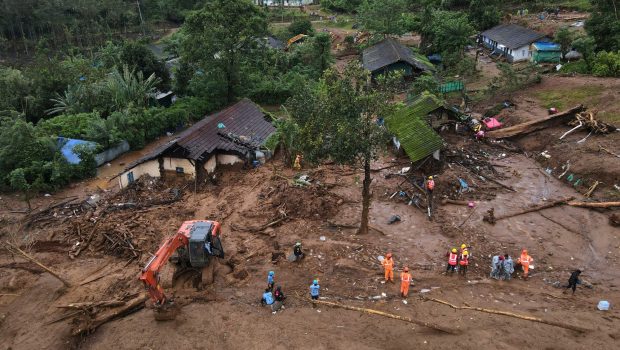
[153,301,180,321]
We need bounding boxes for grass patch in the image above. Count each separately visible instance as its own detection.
[535,85,604,110]
[598,111,620,124]
[560,60,589,74]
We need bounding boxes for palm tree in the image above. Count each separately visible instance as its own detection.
[105,64,161,110]
[45,84,87,115]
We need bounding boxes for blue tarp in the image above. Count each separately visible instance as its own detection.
[532,42,560,51]
[57,137,97,164]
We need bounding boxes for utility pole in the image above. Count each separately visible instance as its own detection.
[136,0,146,36]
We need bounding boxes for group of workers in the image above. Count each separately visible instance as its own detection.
[490,249,533,280]
[445,244,471,276]
[260,241,321,312]
[381,253,413,298]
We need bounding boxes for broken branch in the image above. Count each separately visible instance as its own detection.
[3,241,72,287]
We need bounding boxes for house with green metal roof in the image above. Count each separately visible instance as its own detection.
[386,92,445,163]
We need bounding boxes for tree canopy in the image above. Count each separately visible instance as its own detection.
[357,0,414,36]
[287,62,398,234]
[181,0,268,103]
[585,0,620,51]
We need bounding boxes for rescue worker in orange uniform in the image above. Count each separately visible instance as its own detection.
[400,267,412,298]
[458,250,469,277]
[446,248,458,274]
[517,249,533,280]
[382,253,394,283]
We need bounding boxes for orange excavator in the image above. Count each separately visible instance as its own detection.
[139,220,224,319]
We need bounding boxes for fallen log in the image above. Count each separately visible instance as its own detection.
[441,199,470,206]
[3,241,72,287]
[487,105,584,139]
[58,300,126,310]
[72,296,146,336]
[303,298,458,334]
[567,201,620,208]
[423,297,590,333]
[484,197,573,223]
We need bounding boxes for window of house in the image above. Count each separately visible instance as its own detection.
[127,172,134,184]
[522,49,526,57]
[176,167,184,174]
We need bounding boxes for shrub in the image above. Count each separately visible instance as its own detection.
[35,112,102,139]
[591,51,620,77]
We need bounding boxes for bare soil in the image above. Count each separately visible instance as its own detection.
[2,124,619,349]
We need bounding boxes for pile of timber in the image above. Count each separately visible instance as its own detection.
[569,110,617,134]
[487,105,584,139]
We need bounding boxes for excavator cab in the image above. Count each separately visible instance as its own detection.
[187,221,224,268]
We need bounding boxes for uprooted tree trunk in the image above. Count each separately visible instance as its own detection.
[423,297,590,333]
[304,298,458,334]
[358,156,372,235]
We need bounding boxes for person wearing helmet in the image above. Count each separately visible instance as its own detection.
[293,241,304,261]
[400,266,412,298]
[446,248,458,274]
[267,271,275,292]
[516,249,533,280]
[261,288,274,306]
[309,279,320,300]
[382,252,395,283]
[458,250,469,277]
[458,243,469,265]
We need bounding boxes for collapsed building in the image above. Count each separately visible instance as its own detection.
[115,98,275,189]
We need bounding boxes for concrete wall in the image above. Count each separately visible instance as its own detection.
[162,157,195,176]
[204,156,217,173]
[118,159,160,189]
[217,154,243,166]
[94,141,130,166]
[510,45,531,62]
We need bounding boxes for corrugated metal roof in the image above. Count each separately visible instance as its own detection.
[362,38,434,73]
[481,24,546,50]
[175,98,275,161]
[119,99,275,175]
[387,93,444,163]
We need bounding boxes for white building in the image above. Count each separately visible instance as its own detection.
[480,24,548,63]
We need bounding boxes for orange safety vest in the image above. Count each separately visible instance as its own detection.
[448,253,458,265]
[401,272,412,283]
[459,255,469,266]
[382,258,394,270]
[427,180,435,190]
[520,254,532,266]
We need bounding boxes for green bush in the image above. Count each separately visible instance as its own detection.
[35,112,102,139]
[560,60,590,74]
[288,19,314,36]
[591,51,620,77]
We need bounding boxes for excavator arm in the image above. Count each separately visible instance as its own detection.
[139,232,189,305]
[139,220,223,308]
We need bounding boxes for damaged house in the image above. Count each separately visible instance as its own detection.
[387,92,445,163]
[116,98,275,189]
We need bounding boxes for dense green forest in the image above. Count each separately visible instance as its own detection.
[0,0,618,203]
